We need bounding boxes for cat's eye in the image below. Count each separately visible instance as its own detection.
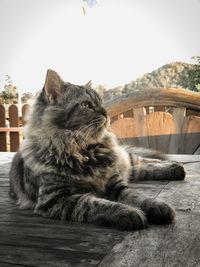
[81,101,92,109]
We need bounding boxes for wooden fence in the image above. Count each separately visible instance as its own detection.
[0,104,30,152]
[1,88,200,154]
[104,88,200,154]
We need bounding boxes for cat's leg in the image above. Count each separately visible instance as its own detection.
[129,157,185,182]
[106,176,175,224]
[35,179,146,230]
[70,194,146,230]
[9,152,35,209]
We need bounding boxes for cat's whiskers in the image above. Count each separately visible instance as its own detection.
[82,119,104,143]
[74,118,101,140]
[81,119,102,139]
[73,118,103,147]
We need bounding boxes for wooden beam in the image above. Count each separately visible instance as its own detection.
[9,105,20,152]
[104,88,200,118]
[0,127,23,132]
[0,105,7,151]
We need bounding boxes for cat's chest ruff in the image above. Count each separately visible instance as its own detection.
[82,144,131,182]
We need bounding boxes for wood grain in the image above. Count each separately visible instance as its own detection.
[104,88,200,118]
[105,88,200,154]
[0,153,124,267]
[1,153,200,266]
[0,105,6,152]
[111,118,139,138]
[9,105,19,152]
[100,162,200,267]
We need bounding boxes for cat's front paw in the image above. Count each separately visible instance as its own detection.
[169,162,186,180]
[142,199,175,224]
[123,208,147,230]
[96,207,147,230]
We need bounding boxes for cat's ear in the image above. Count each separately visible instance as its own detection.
[85,80,92,89]
[44,69,64,103]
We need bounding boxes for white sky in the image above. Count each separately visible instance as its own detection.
[0,0,200,93]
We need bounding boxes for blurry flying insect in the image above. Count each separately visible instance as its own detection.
[82,0,98,15]
[83,0,98,8]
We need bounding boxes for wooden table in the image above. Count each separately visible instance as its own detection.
[0,153,200,267]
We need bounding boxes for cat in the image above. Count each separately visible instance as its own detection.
[9,70,185,230]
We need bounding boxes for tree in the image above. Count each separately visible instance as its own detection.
[0,75,18,103]
[95,85,107,100]
[188,56,200,92]
[21,92,33,103]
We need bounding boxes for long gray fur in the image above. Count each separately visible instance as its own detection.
[9,70,186,230]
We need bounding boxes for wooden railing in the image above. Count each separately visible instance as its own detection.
[1,88,200,154]
[104,88,200,154]
[0,104,30,152]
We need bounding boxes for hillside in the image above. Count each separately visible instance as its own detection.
[100,62,195,101]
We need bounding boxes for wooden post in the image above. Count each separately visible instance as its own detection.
[9,105,20,152]
[133,107,148,148]
[0,105,7,151]
[168,108,186,153]
[22,104,30,126]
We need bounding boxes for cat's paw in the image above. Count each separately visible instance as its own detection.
[96,207,147,230]
[121,208,147,230]
[142,199,175,224]
[169,162,186,180]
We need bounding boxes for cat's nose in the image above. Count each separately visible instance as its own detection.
[98,107,107,117]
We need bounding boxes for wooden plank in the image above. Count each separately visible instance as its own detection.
[0,128,23,132]
[143,112,174,153]
[9,105,19,152]
[144,112,175,136]
[111,118,139,138]
[22,104,30,126]
[0,263,31,267]
[186,109,200,116]
[154,106,166,112]
[133,107,149,148]
[185,116,200,134]
[122,109,134,118]
[172,107,186,133]
[168,107,186,153]
[0,105,7,152]
[133,107,146,136]
[178,117,200,155]
[0,244,104,267]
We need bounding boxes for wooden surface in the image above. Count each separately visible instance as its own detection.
[0,153,200,266]
[0,105,6,152]
[104,88,200,117]
[105,88,200,154]
[0,104,30,152]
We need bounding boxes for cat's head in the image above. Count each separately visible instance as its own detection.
[34,69,109,146]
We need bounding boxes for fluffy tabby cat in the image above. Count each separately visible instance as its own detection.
[9,70,185,230]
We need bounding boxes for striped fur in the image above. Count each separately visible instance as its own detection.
[9,70,185,230]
